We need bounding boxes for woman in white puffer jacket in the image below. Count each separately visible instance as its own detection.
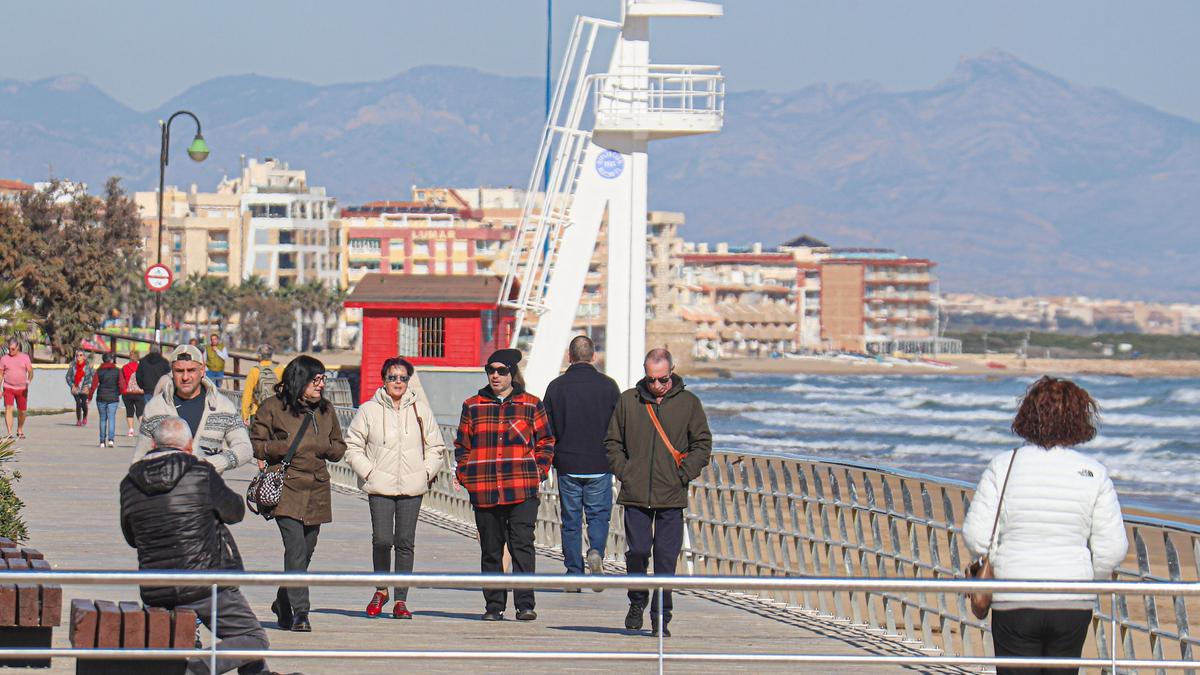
[964,376,1128,675]
[344,357,445,620]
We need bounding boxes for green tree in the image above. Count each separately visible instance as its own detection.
[163,275,199,341]
[0,282,36,337]
[0,439,29,543]
[196,275,234,338]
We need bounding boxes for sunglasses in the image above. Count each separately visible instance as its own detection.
[648,375,672,384]
[485,365,511,376]
[385,374,411,383]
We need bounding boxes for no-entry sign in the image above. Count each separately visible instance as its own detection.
[144,264,173,292]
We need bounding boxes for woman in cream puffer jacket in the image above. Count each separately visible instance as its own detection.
[963,376,1128,675]
[343,357,445,619]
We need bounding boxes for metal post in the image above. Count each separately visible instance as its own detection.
[210,583,219,675]
[1110,592,1117,675]
[657,587,665,675]
[155,120,167,345]
[543,0,552,191]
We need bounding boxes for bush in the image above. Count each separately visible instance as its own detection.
[0,440,29,543]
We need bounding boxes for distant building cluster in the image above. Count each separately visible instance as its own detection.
[3,159,961,358]
[943,293,1200,336]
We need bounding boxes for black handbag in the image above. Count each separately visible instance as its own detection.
[246,413,311,519]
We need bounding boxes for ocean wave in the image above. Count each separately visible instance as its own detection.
[712,433,889,454]
[1083,436,1169,452]
[1096,396,1152,410]
[739,411,1013,446]
[1103,412,1200,430]
[895,392,1018,409]
[1168,388,1200,405]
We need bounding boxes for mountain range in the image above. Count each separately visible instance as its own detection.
[1,50,1197,300]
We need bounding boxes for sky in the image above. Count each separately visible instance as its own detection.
[2,0,1198,121]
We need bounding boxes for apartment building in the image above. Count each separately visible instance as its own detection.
[0,179,33,204]
[134,186,246,281]
[819,252,938,353]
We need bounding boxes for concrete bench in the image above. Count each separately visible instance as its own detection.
[69,600,196,675]
[0,540,62,669]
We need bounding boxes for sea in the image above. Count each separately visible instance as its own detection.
[689,373,1200,519]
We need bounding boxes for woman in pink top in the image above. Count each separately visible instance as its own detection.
[1,339,33,439]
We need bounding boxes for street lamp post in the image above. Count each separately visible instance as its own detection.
[154,111,209,345]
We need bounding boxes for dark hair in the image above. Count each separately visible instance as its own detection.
[277,355,329,414]
[380,356,415,379]
[511,365,526,391]
[102,351,115,364]
[568,335,595,363]
[1011,376,1099,449]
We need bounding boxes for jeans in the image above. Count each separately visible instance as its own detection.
[207,369,224,389]
[177,587,270,674]
[557,473,613,574]
[991,608,1092,675]
[474,497,538,613]
[96,400,119,442]
[624,506,684,624]
[369,494,422,600]
[275,517,320,614]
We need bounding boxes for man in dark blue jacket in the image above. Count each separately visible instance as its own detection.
[120,417,287,675]
[543,335,620,585]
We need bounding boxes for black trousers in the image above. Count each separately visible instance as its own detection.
[275,517,320,614]
[992,607,1092,675]
[473,497,538,613]
[177,588,270,674]
[624,506,684,623]
[369,494,422,600]
[73,393,89,421]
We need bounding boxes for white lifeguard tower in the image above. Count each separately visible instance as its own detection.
[499,0,725,394]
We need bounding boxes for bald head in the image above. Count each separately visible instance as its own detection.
[152,417,194,453]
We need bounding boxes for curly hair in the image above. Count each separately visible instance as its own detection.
[1011,376,1099,448]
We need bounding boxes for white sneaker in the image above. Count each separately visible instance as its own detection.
[127,429,135,437]
[107,440,115,448]
[98,442,106,448]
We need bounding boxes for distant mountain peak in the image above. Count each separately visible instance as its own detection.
[45,74,90,92]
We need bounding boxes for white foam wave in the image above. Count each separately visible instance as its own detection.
[712,433,889,454]
[1096,396,1151,411]
[1083,436,1169,453]
[1169,388,1200,405]
[1103,412,1200,430]
[739,411,1013,446]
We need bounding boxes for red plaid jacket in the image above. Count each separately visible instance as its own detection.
[454,387,555,508]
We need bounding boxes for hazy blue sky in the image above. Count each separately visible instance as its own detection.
[2,0,1198,120]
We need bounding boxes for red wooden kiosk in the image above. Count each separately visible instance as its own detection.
[344,273,517,401]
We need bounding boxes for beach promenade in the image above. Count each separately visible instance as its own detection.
[9,412,925,674]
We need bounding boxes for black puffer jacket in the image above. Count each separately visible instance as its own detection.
[135,352,170,396]
[119,449,245,607]
[92,363,121,403]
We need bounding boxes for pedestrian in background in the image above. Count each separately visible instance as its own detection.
[1,339,33,440]
[119,349,145,437]
[454,349,554,622]
[543,335,619,587]
[606,347,712,637]
[344,356,444,619]
[206,333,228,390]
[964,376,1128,675]
[65,350,94,427]
[251,355,347,633]
[136,343,171,403]
[241,344,283,426]
[90,352,121,447]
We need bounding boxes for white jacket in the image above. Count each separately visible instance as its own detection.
[963,446,1128,606]
[343,387,445,497]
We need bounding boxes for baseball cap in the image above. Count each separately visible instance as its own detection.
[169,344,205,363]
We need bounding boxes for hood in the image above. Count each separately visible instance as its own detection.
[98,362,117,370]
[128,450,197,495]
[636,374,686,403]
[477,383,526,403]
[371,386,416,410]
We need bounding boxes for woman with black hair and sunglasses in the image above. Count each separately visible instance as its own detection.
[343,357,445,619]
[250,355,347,633]
[453,349,555,622]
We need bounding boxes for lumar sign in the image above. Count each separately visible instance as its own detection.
[413,229,456,240]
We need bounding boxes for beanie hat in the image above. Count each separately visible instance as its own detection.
[485,348,522,370]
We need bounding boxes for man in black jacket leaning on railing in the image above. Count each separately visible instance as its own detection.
[605,347,712,638]
[120,416,293,675]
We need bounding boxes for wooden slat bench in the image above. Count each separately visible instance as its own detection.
[0,540,61,669]
[69,599,195,675]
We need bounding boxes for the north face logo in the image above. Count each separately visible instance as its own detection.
[1078,469,1095,478]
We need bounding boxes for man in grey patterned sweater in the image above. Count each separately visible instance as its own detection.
[132,345,253,474]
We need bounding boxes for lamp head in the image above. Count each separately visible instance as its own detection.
[187,134,210,162]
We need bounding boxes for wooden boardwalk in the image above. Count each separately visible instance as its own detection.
[12,412,928,674]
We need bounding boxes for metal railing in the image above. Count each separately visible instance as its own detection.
[6,570,1198,672]
[592,65,725,125]
[327,410,1200,671]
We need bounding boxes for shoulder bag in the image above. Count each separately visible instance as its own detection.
[246,413,311,519]
[967,448,1020,619]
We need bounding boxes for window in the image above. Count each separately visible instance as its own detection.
[172,232,183,251]
[452,240,468,254]
[411,262,429,275]
[452,261,468,274]
[279,230,295,245]
[279,253,296,270]
[398,317,444,358]
[390,262,406,272]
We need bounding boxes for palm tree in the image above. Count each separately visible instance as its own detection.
[162,277,198,343]
[315,284,348,349]
[196,275,233,338]
[0,282,35,337]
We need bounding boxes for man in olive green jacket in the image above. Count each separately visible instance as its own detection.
[605,348,711,637]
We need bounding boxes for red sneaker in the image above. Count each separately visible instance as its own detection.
[392,601,412,619]
[365,591,388,618]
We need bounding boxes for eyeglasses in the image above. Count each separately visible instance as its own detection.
[385,374,411,383]
[485,365,511,376]
[309,374,327,385]
[649,375,672,384]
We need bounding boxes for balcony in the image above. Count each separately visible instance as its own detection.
[207,264,229,274]
[208,240,230,251]
[592,65,724,139]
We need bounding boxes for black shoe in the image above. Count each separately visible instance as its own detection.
[271,600,292,630]
[290,612,311,632]
[650,622,671,638]
[515,608,537,621]
[481,610,504,621]
[625,603,645,630]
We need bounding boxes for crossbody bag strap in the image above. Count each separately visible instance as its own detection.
[281,413,312,468]
[645,402,685,468]
[413,405,427,459]
[987,448,1020,553]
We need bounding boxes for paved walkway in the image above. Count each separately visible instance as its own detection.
[10,412,924,674]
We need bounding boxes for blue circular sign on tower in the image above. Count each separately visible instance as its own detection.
[595,150,624,179]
